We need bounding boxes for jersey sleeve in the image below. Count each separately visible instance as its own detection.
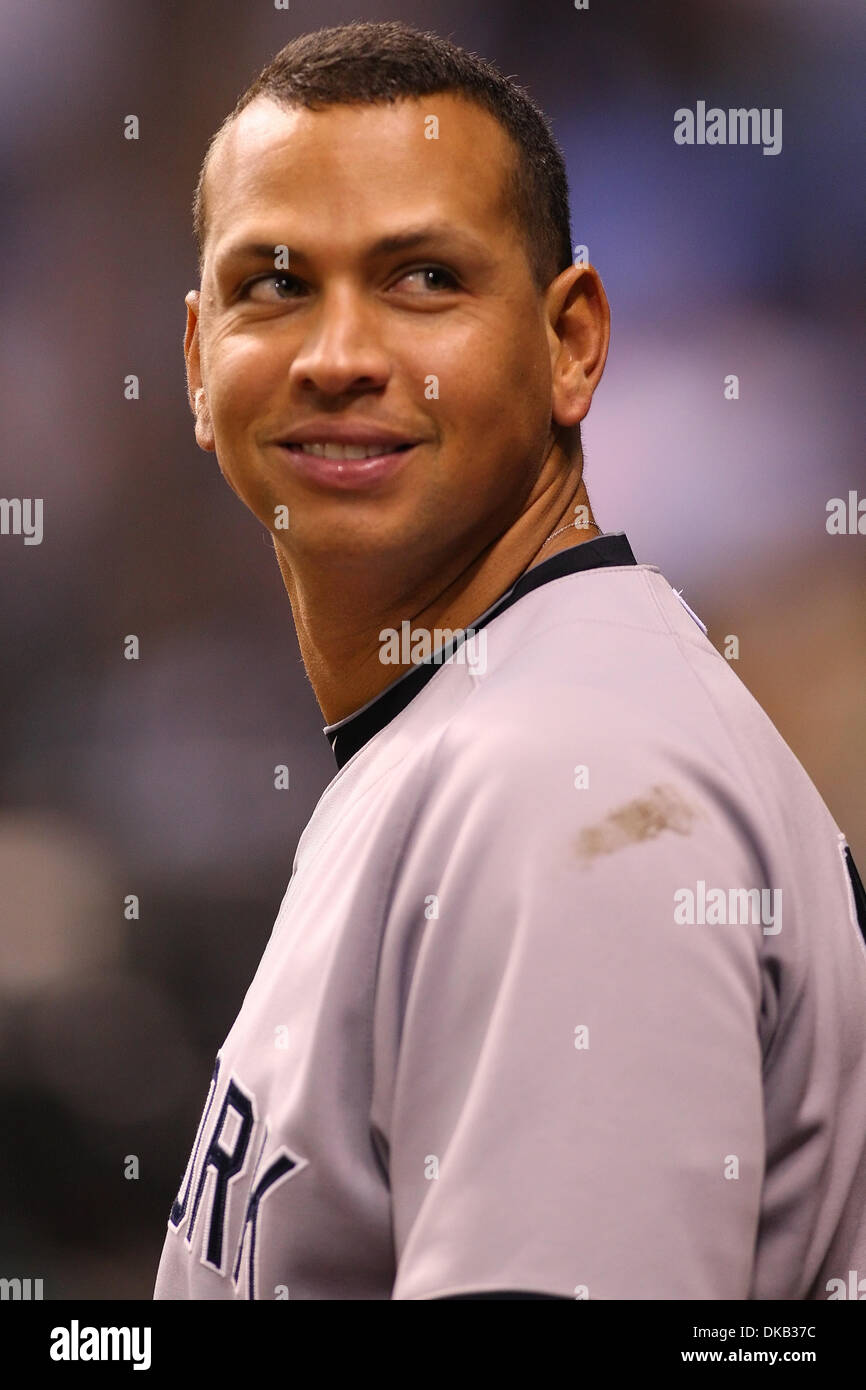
[379,710,768,1300]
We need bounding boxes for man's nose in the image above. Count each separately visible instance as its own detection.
[288,288,390,395]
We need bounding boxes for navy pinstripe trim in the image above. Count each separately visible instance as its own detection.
[324,531,637,769]
[844,847,866,944]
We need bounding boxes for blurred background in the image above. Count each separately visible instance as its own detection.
[0,0,863,1298]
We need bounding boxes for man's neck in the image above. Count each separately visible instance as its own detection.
[275,445,598,725]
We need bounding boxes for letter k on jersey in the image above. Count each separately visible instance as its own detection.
[168,1057,305,1298]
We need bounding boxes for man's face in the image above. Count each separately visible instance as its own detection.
[189,93,564,566]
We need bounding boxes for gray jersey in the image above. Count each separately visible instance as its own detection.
[153,533,866,1300]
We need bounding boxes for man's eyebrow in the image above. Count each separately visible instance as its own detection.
[215,224,491,271]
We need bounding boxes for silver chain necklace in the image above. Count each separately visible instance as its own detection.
[540,520,601,551]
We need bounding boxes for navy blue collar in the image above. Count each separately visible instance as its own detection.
[324,531,637,769]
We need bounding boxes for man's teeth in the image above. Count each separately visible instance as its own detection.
[290,442,406,460]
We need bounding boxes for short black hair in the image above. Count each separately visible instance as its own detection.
[193,19,574,294]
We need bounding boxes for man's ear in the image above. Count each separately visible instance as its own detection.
[545,264,610,431]
[184,289,215,453]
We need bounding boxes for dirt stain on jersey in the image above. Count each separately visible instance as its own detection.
[575,783,701,865]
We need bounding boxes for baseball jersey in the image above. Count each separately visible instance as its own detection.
[153,531,866,1300]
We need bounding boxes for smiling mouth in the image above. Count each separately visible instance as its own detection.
[283,442,415,460]
[275,439,419,490]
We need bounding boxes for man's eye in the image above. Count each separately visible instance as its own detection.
[242,275,304,302]
[394,266,459,292]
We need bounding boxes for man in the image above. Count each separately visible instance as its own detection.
[154,21,866,1300]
